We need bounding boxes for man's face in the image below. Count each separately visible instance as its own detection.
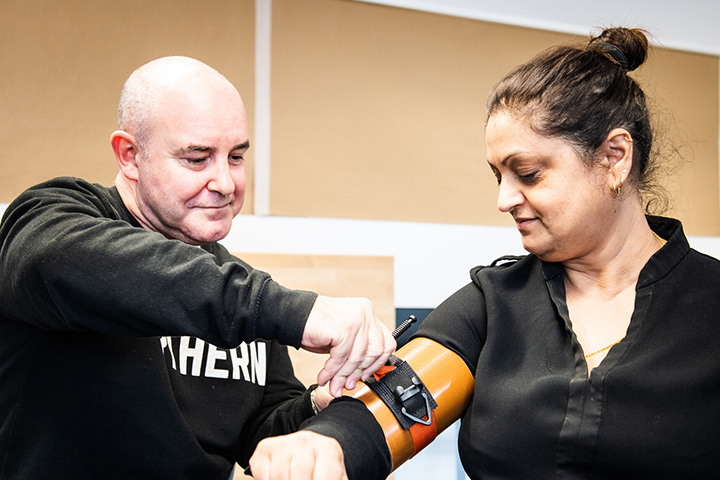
[132,84,249,245]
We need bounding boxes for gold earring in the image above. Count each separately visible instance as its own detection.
[614,178,624,197]
[625,135,633,143]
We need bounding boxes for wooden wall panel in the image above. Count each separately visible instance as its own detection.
[237,253,395,387]
[1,0,718,236]
[270,0,720,234]
[231,252,394,480]
[634,48,719,235]
[0,0,257,211]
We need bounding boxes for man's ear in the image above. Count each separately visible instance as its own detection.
[605,128,634,185]
[111,130,141,181]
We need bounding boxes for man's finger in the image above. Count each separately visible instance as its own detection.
[324,321,372,395]
[249,432,347,480]
[316,319,369,388]
[311,443,347,480]
[289,448,316,480]
[359,322,396,380]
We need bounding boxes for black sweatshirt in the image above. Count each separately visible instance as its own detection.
[310,216,720,479]
[0,177,320,479]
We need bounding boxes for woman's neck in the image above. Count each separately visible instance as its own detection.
[562,208,661,298]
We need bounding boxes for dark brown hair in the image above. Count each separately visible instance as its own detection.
[486,27,667,213]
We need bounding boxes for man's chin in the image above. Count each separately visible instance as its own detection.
[198,230,231,244]
[184,221,232,245]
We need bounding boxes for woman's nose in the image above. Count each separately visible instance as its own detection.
[496,178,523,213]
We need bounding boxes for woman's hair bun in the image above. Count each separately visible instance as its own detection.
[588,27,649,72]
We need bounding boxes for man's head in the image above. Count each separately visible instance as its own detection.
[111,56,249,245]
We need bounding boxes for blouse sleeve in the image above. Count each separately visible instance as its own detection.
[295,279,489,479]
[411,280,488,373]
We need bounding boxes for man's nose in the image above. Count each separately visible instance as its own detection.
[208,160,235,195]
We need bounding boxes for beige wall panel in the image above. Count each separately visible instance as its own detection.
[270,0,720,235]
[231,252,394,480]
[3,0,717,235]
[0,0,257,211]
[633,49,719,235]
[271,0,570,227]
[237,252,394,388]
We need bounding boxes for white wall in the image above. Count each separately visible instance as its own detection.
[3,202,720,308]
[223,214,720,308]
[353,0,720,55]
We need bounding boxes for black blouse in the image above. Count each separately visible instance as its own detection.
[418,216,720,479]
[306,216,720,479]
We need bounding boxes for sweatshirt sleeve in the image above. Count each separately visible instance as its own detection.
[0,178,316,348]
[235,341,316,466]
[301,397,392,480]
[232,343,391,475]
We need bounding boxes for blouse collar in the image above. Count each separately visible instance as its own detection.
[540,216,690,289]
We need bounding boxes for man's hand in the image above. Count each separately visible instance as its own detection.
[249,431,347,480]
[301,296,395,397]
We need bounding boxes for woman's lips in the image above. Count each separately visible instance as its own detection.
[514,217,536,230]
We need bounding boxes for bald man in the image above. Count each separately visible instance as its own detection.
[0,56,393,479]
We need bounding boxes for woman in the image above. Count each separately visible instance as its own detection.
[250,27,720,479]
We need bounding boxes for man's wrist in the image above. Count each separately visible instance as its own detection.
[310,387,320,415]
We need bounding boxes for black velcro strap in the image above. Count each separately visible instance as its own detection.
[365,355,438,430]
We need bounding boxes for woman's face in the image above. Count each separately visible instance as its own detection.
[486,111,615,263]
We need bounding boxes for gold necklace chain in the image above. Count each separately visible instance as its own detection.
[585,231,662,360]
[653,230,666,246]
[584,338,624,358]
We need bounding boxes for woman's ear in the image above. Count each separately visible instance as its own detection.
[606,128,633,169]
[605,128,634,190]
[111,130,141,181]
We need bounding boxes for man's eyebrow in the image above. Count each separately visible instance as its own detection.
[174,140,250,156]
[176,145,214,155]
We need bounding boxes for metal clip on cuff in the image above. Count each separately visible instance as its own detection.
[394,376,433,426]
[365,356,438,430]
